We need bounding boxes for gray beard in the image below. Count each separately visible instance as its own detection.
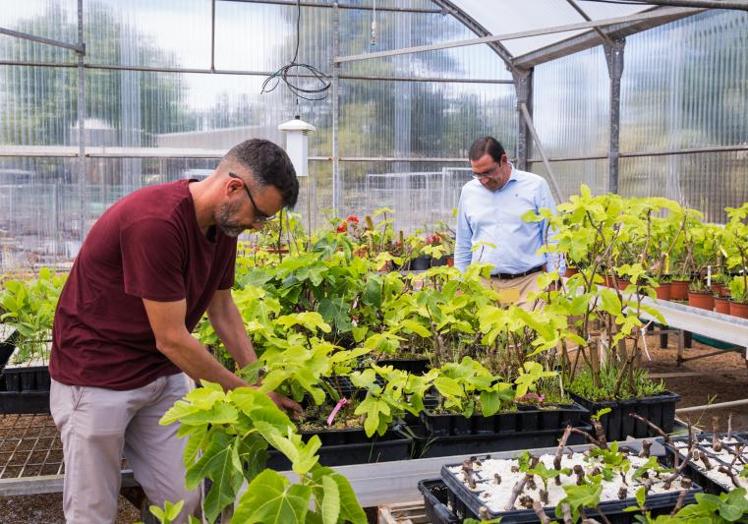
[216,201,245,237]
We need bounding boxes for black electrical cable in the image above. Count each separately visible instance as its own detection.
[261,0,331,101]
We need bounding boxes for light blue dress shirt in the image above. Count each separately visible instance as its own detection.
[454,166,562,275]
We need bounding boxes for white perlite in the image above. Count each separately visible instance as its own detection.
[447,450,690,514]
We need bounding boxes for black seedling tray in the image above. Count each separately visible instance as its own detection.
[666,432,748,495]
[0,365,51,414]
[572,390,680,442]
[266,428,412,470]
[414,424,591,459]
[440,447,701,523]
[421,401,588,437]
[417,479,460,524]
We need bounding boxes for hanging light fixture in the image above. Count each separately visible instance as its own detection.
[278,116,316,178]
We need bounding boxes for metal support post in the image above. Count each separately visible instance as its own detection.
[519,103,564,203]
[512,68,533,171]
[604,38,625,194]
[331,3,340,216]
[76,0,86,243]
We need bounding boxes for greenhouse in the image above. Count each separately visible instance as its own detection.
[0,0,747,522]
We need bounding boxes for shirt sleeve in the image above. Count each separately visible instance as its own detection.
[218,240,237,290]
[120,218,186,301]
[454,188,473,273]
[537,180,565,274]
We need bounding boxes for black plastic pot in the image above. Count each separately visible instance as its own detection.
[571,391,680,442]
[376,357,430,375]
[0,330,19,371]
[440,450,702,523]
[266,427,412,470]
[417,479,460,524]
[406,255,432,271]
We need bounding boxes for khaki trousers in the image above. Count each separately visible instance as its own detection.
[484,271,543,310]
[50,373,200,524]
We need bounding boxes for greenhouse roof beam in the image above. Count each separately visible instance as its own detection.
[219,0,444,14]
[565,0,616,47]
[430,0,517,73]
[0,27,84,54]
[512,6,702,68]
[334,7,702,64]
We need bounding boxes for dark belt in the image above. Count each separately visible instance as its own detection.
[491,264,544,280]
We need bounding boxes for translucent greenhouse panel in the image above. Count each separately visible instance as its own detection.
[0,66,79,146]
[0,0,78,64]
[215,1,332,74]
[338,9,511,81]
[82,69,331,155]
[619,151,748,223]
[0,157,82,273]
[84,0,211,69]
[533,46,609,159]
[338,161,470,233]
[339,80,516,158]
[529,160,608,201]
[621,10,748,153]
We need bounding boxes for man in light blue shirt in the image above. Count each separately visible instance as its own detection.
[455,136,561,307]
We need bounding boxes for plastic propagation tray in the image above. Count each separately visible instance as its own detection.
[666,432,748,495]
[439,443,702,523]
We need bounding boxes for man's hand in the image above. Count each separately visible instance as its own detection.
[267,391,303,419]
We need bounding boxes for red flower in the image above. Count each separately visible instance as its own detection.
[346,215,359,224]
[336,222,348,233]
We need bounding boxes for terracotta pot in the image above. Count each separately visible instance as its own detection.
[688,291,714,310]
[714,296,731,314]
[446,257,454,267]
[654,282,671,300]
[669,280,690,301]
[565,267,579,278]
[714,284,730,298]
[617,278,630,291]
[729,301,748,319]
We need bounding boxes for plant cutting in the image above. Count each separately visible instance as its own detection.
[440,419,700,522]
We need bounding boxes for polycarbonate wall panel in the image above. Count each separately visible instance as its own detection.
[620,152,748,223]
[0,0,78,64]
[339,161,469,233]
[215,2,332,74]
[84,0,211,69]
[529,160,608,202]
[339,80,516,158]
[0,157,81,271]
[0,66,78,146]
[533,46,610,159]
[82,69,332,153]
[621,10,748,153]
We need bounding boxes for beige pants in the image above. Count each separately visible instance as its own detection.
[485,271,543,310]
[50,373,200,524]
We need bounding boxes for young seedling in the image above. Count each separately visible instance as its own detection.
[533,500,552,524]
[494,473,502,485]
[639,440,652,458]
[699,451,713,471]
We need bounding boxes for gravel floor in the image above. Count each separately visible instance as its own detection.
[0,332,745,522]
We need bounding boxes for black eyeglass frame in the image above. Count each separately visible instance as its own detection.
[228,172,275,223]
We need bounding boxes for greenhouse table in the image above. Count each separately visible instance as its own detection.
[636,296,748,363]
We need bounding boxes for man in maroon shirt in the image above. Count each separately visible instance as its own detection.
[49,139,301,523]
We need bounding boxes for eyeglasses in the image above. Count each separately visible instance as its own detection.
[228,172,276,223]
[471,162,501,180]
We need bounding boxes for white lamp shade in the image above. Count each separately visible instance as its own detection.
[278,118,316,178]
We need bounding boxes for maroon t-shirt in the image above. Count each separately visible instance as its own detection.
[50,180,237,390]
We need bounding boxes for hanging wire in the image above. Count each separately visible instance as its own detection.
[261,0,331,101]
